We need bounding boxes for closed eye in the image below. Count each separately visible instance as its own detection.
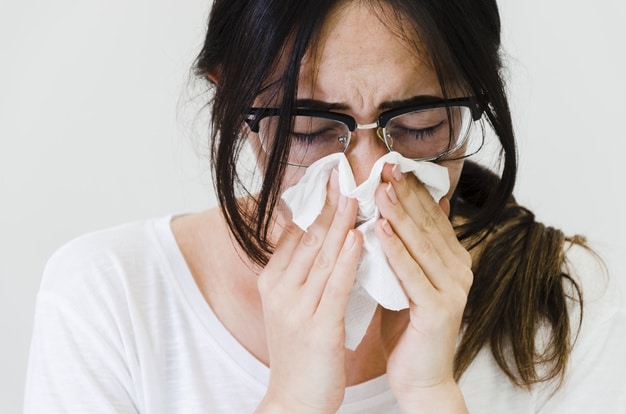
[396,120,445,141]
[291,130,330,143]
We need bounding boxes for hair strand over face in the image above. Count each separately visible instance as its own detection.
[195,0,584,389]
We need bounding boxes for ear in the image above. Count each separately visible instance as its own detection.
[206,69,220,85]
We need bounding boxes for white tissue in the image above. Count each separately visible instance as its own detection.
[281,152,450,350]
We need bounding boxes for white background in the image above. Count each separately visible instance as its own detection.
[1,1,625,412]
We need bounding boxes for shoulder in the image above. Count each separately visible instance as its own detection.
[561,241,622,322]
[557,241,624,365]
[27,216,179,413]
[533,242,626,411]
[39,216,174,304]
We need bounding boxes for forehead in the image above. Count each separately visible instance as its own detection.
[298,2,442,112]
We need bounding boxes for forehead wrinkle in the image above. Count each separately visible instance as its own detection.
[297,1,442,119]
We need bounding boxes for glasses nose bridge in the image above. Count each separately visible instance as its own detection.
[345,119,389,157]
[352,120,386,144]
[354,121,379,131]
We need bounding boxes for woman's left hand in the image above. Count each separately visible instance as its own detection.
[374,163,472,413]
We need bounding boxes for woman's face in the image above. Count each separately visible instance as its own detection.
[255,1,466,202]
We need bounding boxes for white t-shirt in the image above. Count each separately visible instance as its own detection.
[24,216,626,413]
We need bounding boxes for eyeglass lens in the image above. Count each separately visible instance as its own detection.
[257,105,472,166]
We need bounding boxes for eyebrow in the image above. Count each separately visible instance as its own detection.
[295,95,444,112]
[295,99,349,111]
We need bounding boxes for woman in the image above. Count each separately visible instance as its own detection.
[24,0,625,413]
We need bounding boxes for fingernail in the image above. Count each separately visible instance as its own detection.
[381,219,394,237]
[338,194,348,212]
[386,183,397,205]
[330,168,339,190]
[392,164,403,182]
[343,230,355,249]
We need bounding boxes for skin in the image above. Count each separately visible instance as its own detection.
[174,2,472,413]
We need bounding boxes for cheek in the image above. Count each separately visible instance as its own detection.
[247,133,307,189]
[279,165,306,190]
[247,133,265,165]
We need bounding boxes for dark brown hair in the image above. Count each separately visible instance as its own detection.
[194,0,584,388]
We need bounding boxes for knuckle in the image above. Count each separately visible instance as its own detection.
[460,266,474,292]
[301,230,321,248]
[429,202,447,222]
[460,249,472,267]
[313,251,332,272]
[451,265,474,295]
[283,221,302,236]
[418,238,436,258]
[443,285,469,311]
[419,215,436,232]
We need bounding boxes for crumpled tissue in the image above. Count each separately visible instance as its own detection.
[281,152,450,350]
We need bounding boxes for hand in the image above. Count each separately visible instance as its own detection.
[374,163,472,413]
[255,169,363,414]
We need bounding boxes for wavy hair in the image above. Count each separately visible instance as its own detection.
[194,0,584,388]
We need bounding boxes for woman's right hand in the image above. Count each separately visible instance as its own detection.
[254,169,363,414]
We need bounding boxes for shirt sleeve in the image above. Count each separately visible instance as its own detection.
[535,243,626,413]
[24,238,141,414]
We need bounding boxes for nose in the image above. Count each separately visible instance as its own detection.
[344,126,389,185]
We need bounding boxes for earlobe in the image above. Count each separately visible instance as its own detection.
[206,70,220,85]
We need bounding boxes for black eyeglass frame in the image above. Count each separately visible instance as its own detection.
[245,96,485,164]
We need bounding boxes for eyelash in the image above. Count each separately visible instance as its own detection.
[291,132,322,142]
[394,120,445,140]
[290,127,336,143]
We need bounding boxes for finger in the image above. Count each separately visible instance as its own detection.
[315,229,363,321]
[382,163,458,240]
[280,169,343,287]
[380,163,468,263]
[264,221,305,274]
[376,185,457,290]
[374,219,438,303]
[302,195,359,307]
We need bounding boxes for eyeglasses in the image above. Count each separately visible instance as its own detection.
[245,97,484,167]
